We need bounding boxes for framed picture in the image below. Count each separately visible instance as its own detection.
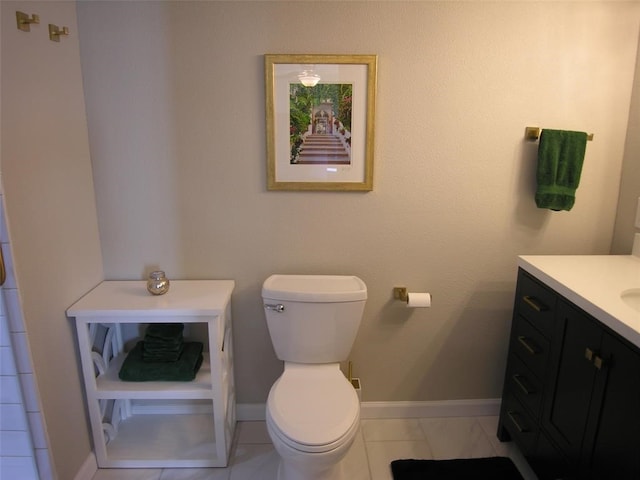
[265,54,377,191]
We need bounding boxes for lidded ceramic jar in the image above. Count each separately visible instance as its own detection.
[147,270,170,295]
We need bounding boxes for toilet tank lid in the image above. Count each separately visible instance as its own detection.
[262,275,367,302]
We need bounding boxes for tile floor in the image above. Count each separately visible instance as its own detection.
[91,416,539,480]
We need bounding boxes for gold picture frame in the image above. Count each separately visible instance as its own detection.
[265,54,377,191]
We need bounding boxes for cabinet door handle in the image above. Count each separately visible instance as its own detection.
[593,355,607,370]
[517,336,539,355]
[512,374,535,395]
[585,348,608,370]
[523,295,548,312]
[585,347,594,362]
[507,410,529,433]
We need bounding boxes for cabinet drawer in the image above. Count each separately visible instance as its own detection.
[506,353,543,418]
[503,393,538,455]
[511,315,550,380]
[532,431,572,480]
[515,270,556,338]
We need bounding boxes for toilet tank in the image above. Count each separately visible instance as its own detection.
[262,275,367,364]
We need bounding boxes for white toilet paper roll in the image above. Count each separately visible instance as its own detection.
[406,292,431,308]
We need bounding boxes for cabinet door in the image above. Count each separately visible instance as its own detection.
[532,431,572,480]
[543,301,602,467]
[582,333,640,479]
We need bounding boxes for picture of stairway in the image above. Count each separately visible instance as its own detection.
[289,83,352,165]
[296,133,350,164]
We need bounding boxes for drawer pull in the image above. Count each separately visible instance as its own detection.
[585,347,594,362]
[507,410,529,433]
[512,374,535,395]
[523,295,548,312]
[517,335,540,355]
[593,355,607,370]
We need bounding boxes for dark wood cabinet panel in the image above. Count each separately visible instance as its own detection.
[581,333,640,479]
[514,272,557,338]
[506,353,544,418]
[499,269,640,480]
[543,300,602,465]
[511,314,551,381]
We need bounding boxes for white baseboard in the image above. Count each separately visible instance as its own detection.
[359,398,501,419]
[73,452,97,480]
[236,398,501,422]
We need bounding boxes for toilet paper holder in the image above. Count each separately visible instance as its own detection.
[394,287,432,307]
[393,287,408,302]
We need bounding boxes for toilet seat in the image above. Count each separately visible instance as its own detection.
[267,364,360,453]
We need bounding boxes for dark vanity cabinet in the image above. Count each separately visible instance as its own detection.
[498,269,640,480]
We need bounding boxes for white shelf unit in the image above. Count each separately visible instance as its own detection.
[67,280,236,468]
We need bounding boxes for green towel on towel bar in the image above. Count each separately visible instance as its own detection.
[535,129,588,211]
[119,341,204,382]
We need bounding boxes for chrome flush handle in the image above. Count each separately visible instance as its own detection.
[264,304,285,313]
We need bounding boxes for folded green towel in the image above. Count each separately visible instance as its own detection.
[119,341,204,381]
[142,344,185,362]
[144,340,184,353]
[144,342,183,352]
[145,332,183,342]
[535,129,588,211]
[145,323,184,340]
[142,323,185,362]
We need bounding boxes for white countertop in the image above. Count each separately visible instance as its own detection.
[518,255,640,348]
[67,280,235,317]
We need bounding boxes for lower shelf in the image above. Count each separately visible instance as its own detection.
[97,410,229,468]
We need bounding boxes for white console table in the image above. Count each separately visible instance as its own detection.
[67,280,236,468]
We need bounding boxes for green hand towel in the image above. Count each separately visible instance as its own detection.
[535,129,588,211]
[145,323,184,340]
[142,343,185,363]
[119,341,204,381]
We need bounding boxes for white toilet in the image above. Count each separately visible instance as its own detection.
[262,274,367,480]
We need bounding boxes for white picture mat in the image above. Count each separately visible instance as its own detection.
[273,63,368,183]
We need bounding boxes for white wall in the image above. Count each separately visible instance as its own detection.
[1,1,104,478]
[612,31,640,254]
[77,1,639,405]
[0,183,48,479]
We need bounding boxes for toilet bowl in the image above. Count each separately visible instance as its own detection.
[262,275,367,480]
[266,363,360,480]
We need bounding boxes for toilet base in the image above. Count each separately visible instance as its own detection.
[276,456,346,480]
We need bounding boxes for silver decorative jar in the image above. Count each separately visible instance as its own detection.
[147,270,170,295]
